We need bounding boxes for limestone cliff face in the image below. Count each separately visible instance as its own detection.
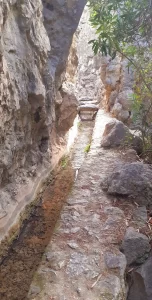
[65,6,104,105]
[75,7,104,104]
[0,0,86,240]
[101,56,134,122]
[42,0,86,135]
[66,6,133,121]
[43,0,86,84]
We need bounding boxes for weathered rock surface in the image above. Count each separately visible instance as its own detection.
[132,206,147,227]
[74,7,104,104]
[101,162,152,205]
[78,104,99,112]
[56,82,78,134]
[78,104,99,120]
[128,255,152,300]
[101,119,142,153]
[121,227,150,265]
[0,0,86,241]
[42,0,87,83]
[104,251,127,276]
[124,149,139,162]
[0,0,51,238]
[103,55,134,122]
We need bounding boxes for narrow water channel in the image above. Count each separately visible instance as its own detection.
[0,121,94,300]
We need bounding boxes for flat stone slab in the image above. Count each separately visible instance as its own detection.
[78,104,99,112]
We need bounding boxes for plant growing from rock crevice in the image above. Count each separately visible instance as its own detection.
[84,143,91,153]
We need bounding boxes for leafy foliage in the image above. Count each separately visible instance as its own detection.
[88,0,152,160]
[88,0,152,57]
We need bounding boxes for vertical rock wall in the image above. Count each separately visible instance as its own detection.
[101,56,134,122]
[66,6,133,120]
[75,7,104,104]
[42,0,86,85]
[65,6,105,105]
[0,0,51,238]
[42,0,87,135]
[0,0,86,241]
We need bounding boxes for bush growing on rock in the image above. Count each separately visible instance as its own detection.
[88,0,152,161]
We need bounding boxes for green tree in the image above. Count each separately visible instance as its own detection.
[88,0,152,160]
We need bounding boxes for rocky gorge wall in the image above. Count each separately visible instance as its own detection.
[0,0,86,241]
[66,7,133,122]
[74,7,104,104]
[101,55,134,122]
[0,0,135,245]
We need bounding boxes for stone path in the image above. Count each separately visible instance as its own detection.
[28,110,127,300]
[70,120,94,170]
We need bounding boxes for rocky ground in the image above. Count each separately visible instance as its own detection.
[1,2,151,299]
[26,110,151,300]
[0,110,151,300]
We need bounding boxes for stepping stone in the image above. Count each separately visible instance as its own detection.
[78,104,99,121]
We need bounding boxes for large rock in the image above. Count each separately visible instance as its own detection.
[128,256,152,300]
[104,251,127,276]
[118,109,130,122]
[117,89,133,110]
[112,102,131,122]
[121,227,150,265]
[103,55,134,118]
[133,206,147,227]
[101,162,152,205]
[56,83,78,133]
[101,119,142,153]
[111,103,123,115]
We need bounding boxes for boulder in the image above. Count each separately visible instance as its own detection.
[112,102,130,122]
[128,256,152,300]
[109,91,118,107]
[118,109,130,122]
[124,149,139,162]
[104,251,127,276]
[117,89,133,110]
[101,162,152,205]
[133,206,147,227]
[57,83,78,133]
[111,103,123,115]
[121,227,150,265]
[101,119,142,153]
